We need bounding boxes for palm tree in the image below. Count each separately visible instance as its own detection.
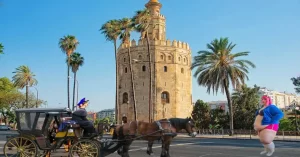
[133,8,152,122]
[67,52,84,110]
[12,65,38,108]
[191,37,255,135]
[0,43,4,54]
[119,17,137,121]
[100,20,122,123]
[59,35,79,109]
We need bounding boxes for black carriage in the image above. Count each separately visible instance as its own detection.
[3,108,122,157]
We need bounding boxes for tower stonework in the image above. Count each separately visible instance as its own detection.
[117,0,193,123]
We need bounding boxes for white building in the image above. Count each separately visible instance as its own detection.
[207,101,228,113]
[97,109,115,122]
[258,87,300,109]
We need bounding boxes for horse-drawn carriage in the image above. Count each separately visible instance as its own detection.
[3,108,122,157]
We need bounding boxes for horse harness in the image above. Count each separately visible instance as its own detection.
[127,119,175,137]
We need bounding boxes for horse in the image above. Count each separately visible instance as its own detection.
[146,117,197,155]
[113,118,184,157]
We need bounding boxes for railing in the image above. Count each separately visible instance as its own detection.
[180,129,300,141]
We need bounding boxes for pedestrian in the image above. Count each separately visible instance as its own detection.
[253,95,284,156]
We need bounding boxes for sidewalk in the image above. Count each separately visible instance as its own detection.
[176,133,300,142]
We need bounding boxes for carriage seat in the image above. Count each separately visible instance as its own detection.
[59,117,83,137]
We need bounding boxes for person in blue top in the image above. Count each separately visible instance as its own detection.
[253,95,284,156]
[72,98,97,137]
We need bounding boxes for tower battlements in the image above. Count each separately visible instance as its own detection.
[118,39,190,51]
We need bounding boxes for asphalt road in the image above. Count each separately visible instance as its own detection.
[0,136,299,157]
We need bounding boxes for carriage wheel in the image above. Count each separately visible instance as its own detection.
[69,140,99,157]
[3,136,38,157]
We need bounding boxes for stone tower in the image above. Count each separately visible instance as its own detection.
[116,0,192,123]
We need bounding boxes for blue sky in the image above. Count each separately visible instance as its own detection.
[0,0,299,112]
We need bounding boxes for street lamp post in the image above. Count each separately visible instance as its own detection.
[26,85,38,108]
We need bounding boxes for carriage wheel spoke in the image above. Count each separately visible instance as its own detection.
[4,137,37,157]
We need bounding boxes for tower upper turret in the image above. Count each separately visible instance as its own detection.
[144,0,166,40]
[145,0,162,16]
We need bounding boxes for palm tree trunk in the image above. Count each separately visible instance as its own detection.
[146,32,152,123]
[72,72,77,111]
[224,80,234,136]
[67,57,70,109]
[128,45,137,121]
[114,39,119,124]
[26,82,29,108]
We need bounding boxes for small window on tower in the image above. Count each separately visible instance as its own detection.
[161,91,170,103]
[123,93,128,103]
[124,58,126,62]
[164,66,167,72]
[168,56,171,60]
[142,65,146,71]
[161,55,164,60]
[125,67,128,73]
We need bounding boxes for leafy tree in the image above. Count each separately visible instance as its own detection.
[100,20,122,123]
[119,18,137,121]
[59,35,79,109]
[133,8,152,122]
[67,52,84,110]
[291,77,300,94]
[0,78,43,125]
[0,43,3,54]
[231,84,260,129]
[279,118,295,131]
[12,65,38,108]
[210,108,229,129]
[191,37,256,135]
[191,99,211,129]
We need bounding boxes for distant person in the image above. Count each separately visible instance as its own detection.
[72,98,97,137]
[254,95,284,156]
[122,115,127,124]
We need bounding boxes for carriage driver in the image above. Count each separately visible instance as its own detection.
[71,98,97,137]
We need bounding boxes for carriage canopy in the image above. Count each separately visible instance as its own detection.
[15,108,72,131]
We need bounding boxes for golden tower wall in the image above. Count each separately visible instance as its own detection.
[116,0,193,123]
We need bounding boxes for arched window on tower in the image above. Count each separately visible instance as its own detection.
[181,68,184,73]
[160,55,164,60]
[125,67,128,73]
[123,92,128,103]
[161,91,170,104]
[142,65,146,71]
[164,66,167,72]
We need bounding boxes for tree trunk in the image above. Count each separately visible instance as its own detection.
[146,32,152,123]
[114,39,119,124]
[26,82,29,108]
[67,57,70,109]
[224,80,234,136]
[72,72,77,111]
[128,44,137,121]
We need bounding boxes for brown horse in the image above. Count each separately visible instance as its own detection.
[146,117,197,155]
[112,119,177,157]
